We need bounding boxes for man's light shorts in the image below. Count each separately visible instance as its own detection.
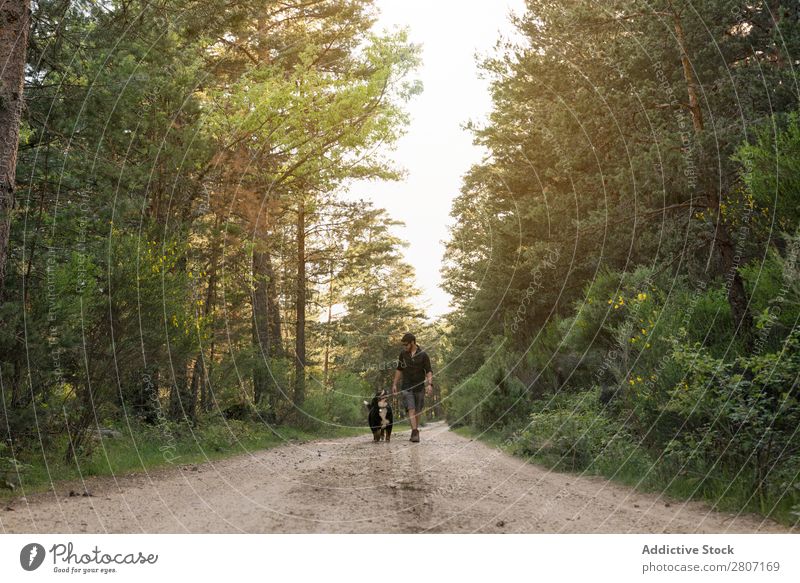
[401,388,424,412]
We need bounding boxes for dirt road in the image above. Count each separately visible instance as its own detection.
[0,422,791,533]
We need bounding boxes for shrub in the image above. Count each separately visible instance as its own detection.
[295,392,326,430]
[665,330,800,511]
[292,372,369,430]
[445,339,529,430]
[512,389,650,474]
[327,372,369,425]
[517,406,604,470]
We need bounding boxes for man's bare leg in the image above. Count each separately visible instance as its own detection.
[408,408,418,430]
[408,407,420,442]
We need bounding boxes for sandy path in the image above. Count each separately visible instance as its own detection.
[0,422,792,533]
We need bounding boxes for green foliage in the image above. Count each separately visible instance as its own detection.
[328,372,369,424]
[442,0,800,378]
[317,205,427,394]
[446,338,529,429]
[2,0,421,470]
[445,365,488,430]
[737,113,800,233]
[740,237,800,351]
[441,0,800,525]
[293,372,369,430]
[198,420,260,452]
[665,331,800,510]
[512,389,651,475]
[0,442,26,478]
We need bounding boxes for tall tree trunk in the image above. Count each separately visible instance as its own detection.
[169,329,194,422]
[264,248,284,414]
[136,366,160,424]
[252,242,284,413]
[191,224,221,413]
[169,250,195,423]
[707,200,754,348]
[252,249,269,405]
[322,261,334,389]
[190,357,202,415]
[669,1,753,349]
[670,6,704,133]
[0,0,31,298]
[184,262,205,420]
[295,200,306,407]
[169,362,194,423]
[432,382,443,419]
[267,257,283,359]
[193,337,216,413]
[192,260,217,413]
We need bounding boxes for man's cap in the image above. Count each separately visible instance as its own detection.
[401,332,416,344]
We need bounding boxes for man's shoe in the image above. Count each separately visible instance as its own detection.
[410,429,420,442]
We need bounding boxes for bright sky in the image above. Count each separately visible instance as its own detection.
[342,0,527,321]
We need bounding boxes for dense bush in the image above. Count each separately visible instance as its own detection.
[294,372,371,430]
[511,389,651,475]
[446,339,530,429]
[664,330,800,511]
[436,0,800,526]
[327,372,370,425]
[446,268,800,522]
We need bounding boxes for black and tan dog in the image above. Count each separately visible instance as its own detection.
[364,389,393,442]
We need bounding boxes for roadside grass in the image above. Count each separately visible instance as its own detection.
[452,425,799,528]
[1,418,369,503]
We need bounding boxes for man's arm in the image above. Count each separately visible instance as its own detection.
[392,369,402,395]
[424,354,433,395]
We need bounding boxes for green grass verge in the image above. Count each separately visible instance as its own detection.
[1,418,369,502]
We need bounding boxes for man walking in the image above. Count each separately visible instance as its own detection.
[392,332,433,443]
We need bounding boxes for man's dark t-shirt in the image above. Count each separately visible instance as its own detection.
[397,347,432,392]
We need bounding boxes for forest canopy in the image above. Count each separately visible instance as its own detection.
[440,0,800,524]
[0,0,426,466]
